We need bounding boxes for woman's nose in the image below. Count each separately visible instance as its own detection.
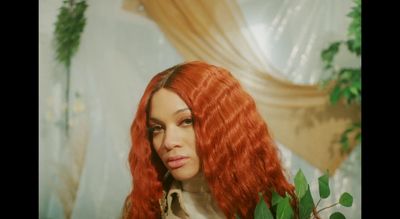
[163,127,180,150]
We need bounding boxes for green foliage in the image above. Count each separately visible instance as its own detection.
[54,0,88,69]
[53,0,88,135]
[271,191,284,206]
[346,0,361,56]
[321,42,341,70]
[298,187,314,219]
[318,172,330,199]
[339,193,353,207]
[328,68,361,106]
[254,193,274,219]
[276,197,293,219]
[320,0,361,152]
[340,122,361,153]
[330,212,346,219]
[294,169,308,199]
[252,169,353,219]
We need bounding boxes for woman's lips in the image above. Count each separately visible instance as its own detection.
[167,156,189,169]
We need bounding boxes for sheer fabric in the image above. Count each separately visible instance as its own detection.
[40,0,360,218]
[136,0,360,173]
[40,0,182,218]
[239,0,360,84]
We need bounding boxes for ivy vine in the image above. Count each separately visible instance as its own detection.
[320,0,361,153]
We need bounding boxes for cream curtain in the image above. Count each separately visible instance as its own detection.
[124,0,360,173]
[39,0,360,218]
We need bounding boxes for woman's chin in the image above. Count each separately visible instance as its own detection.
[170,168,199,181]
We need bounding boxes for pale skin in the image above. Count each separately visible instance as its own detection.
[149,88,201,181]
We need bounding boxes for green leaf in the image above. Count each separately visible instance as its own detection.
[330,85,342,105]
[342,87,352,100]
[356,132,361,143]
[346,40,357,54]
[276,197,293,219]
[321,42,342,69]
[349,86,358,95]
[294,169,308,199]
[337,68,360,91]
[54,0,88,69]
[271,191,283,207]
[339,69,353,80]
[353,80,361,90]
[330,212,346,219]
[318,172,330,199]
[254,193,274,219]
[339,192,353,207]
[346,0,361,56]
[235,214,241,219]
[299,187,315,219]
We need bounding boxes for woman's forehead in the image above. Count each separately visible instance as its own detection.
[150,89,190,119]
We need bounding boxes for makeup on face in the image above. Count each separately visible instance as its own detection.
[149,88,200,181]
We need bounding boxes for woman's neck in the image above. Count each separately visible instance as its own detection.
[181,173,210,193]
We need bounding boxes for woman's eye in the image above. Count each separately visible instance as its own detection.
[150,125,163,134]
[180,118,193,126]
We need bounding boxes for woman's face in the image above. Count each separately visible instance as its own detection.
[149,88,200,181]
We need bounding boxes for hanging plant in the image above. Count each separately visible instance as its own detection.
[54,0,88,136]
[320,0,361,153]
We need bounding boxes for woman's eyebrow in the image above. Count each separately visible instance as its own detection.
[173,108,190,115]
[149,117,163,124]
[150,108,191,123]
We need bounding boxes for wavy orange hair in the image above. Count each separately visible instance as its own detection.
[124,61,296,219]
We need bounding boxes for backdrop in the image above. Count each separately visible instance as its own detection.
[39,0,361,218]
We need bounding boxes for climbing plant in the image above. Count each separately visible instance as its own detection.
[320,0,361,153]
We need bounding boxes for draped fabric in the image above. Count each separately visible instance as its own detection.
[132,0,360,173]
[40,0,183,218]
[239,0,360,84]
[40,0,360,218]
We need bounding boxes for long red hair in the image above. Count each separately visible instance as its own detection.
[124,61,296,218]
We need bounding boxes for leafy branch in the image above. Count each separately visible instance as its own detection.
[54,0,88,136]
[240,169,353,219]
[320,0,361,153]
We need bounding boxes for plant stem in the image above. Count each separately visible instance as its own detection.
[315,198,321,208]
[65,64,70,137]
[312,207,321,219]
[317,202,338,214]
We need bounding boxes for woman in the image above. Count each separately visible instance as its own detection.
[123,61,297,219]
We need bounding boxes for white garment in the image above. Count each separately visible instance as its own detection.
[181,174,225,219]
